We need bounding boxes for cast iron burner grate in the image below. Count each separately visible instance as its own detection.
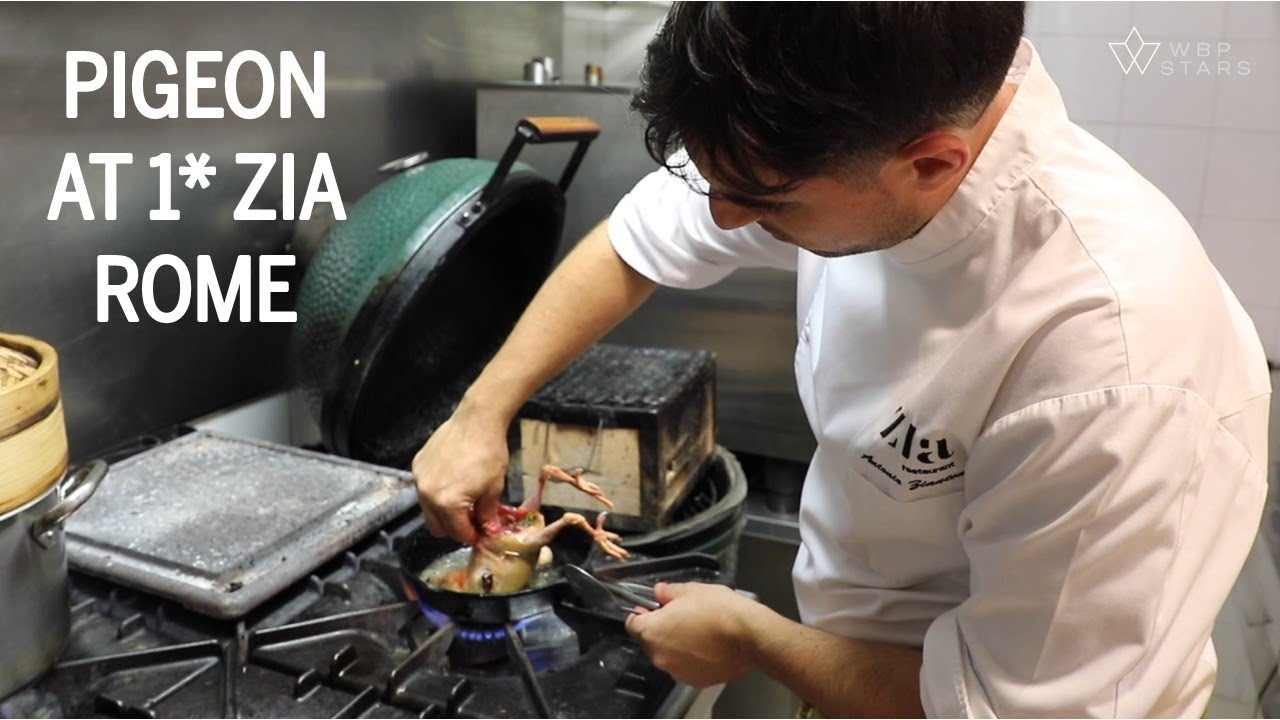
[1,511,698,719]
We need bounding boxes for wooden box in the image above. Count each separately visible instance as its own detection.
[515,344,716,532]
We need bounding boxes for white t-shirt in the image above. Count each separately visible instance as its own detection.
[607,40,1271,717]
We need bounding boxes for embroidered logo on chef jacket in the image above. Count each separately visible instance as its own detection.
[850,406,967,502]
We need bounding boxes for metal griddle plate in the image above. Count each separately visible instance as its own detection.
[64,431,417,619]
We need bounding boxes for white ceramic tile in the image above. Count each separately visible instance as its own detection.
[1201,218,1280,307]
[1035,35,1127,123]
[1203,131,1280,221]
[1225,1,1280,42]
[1119,64,1218,126]
[1132,2,1227,39]
[1031,1,1134,37]
[1114,126,1210,218]
[1215,41,1280,132]
[1078,121,1122,149]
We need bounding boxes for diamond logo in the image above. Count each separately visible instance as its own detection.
[1110,27,1161,75]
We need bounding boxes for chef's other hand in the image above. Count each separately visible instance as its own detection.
[412,407,507,545]
[625,582,757,688]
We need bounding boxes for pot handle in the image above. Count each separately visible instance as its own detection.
[32,459,107,548]
[472,116,602,217]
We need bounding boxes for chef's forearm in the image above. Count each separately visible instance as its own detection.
[458,218,658,425]
[741,603,926,718]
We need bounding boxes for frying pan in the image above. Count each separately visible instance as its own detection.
[395,509,595,625]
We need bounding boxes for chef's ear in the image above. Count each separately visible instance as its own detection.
[895,131,972,193]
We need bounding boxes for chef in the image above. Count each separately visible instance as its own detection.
[414,3,1271,716]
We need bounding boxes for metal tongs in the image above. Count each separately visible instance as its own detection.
[563,564,661,613]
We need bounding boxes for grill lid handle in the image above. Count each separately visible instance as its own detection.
[469,116,601,223]
[518,116,601,144]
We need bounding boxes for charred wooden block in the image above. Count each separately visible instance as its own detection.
[516,344,716,532]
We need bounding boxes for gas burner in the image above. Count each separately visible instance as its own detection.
[412,608,582,676]
[401,574,580,674]
[2,511,703,718]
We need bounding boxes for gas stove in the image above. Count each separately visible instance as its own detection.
[0,509,703,719]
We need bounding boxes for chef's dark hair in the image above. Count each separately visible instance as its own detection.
[632,1,1027,195]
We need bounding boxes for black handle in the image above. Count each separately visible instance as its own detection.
[472,116,602,219]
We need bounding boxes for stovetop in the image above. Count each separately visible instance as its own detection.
[1,510,699,719]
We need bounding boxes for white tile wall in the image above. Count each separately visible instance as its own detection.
[1119,69,1219,126]
[1033,35,1128,123]
[1200,218,1280,307]
[1077,121,1120,149]
[1225,1,1280,41]
[1132,2,1227,38]
[1028,1,1280,367]
[1246,304,1280,361]
[1215,40,1280,131]
[1030,1,1134,36]
[1203,132,1280,222]
[1114,125,1211,218]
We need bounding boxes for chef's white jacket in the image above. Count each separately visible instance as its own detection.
[606,39,1271,717]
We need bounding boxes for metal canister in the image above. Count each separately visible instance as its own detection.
[523,61,548,85]
[535,56,557,82]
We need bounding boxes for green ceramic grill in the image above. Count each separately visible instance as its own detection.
[292,117,601,468]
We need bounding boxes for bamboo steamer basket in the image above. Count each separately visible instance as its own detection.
[0,334,68,515]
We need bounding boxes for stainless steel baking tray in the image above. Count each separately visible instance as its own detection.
[65,431,417,619]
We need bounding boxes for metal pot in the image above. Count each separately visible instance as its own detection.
[0,460,106,698]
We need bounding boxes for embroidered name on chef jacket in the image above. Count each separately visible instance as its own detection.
[851,406,967,502]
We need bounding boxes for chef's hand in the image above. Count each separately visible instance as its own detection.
[412,404,507,545]
[624,582,758,688]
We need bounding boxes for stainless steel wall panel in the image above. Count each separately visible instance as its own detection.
[0,2,565,457]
